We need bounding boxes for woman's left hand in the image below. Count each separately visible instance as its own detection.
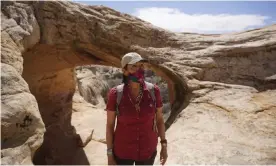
[160,146,168,165]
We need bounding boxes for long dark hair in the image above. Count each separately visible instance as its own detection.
[122,65,128,84]
[122,75,128,84]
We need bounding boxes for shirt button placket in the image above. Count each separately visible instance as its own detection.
[137,119,140,159]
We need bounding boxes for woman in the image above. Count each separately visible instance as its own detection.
[105,52,168,165]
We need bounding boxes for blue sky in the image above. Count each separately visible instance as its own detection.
[74,1,276,34]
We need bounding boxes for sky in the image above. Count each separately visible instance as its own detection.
[74,1,276,34]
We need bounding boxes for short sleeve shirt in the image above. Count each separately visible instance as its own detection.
[106,82,163,161]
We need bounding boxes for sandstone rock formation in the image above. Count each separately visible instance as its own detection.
[1,1,276,165]
[1,2,45,165]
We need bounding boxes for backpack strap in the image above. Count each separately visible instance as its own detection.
[145,81,156,110]
[115,84,124,116]
[145,81,159,133]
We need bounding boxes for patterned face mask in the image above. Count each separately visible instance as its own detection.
[128,68,145,83]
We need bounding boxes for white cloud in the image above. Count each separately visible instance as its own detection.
[133,7,270,34]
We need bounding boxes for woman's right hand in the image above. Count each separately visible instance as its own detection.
[108,155,116,165]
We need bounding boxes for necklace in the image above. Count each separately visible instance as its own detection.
[127,83,143,113]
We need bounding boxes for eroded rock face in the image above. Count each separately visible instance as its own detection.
[161,85,276,165]
[1,2,45,165]
[1,1,276,165]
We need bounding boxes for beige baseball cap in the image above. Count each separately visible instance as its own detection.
[121,52,147,68]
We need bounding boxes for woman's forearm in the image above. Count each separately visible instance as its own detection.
[157,116,166,140]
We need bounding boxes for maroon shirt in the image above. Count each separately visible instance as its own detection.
[106,82,163,161]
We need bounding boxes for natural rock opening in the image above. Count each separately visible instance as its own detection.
[21,44,187,164]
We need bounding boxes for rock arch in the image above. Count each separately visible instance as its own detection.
[2,1,187,164]
[21,43,187,164]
